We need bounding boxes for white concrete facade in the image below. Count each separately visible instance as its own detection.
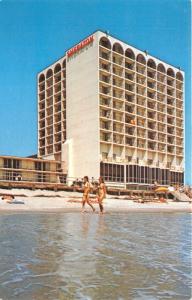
[38,30,184,186]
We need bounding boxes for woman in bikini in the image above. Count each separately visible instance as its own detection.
[97,176,106,214]
[82,176,95,213]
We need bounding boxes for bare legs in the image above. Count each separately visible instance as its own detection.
[82,196,95,212]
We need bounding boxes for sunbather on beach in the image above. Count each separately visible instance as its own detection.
[97,177,106,214]
[82,176,95,213]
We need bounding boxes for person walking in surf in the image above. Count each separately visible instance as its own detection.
[82,176,95,213]
[97,176,106,214]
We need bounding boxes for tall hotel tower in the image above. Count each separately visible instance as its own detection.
[38,30,184,187]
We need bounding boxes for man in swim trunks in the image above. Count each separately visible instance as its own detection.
[82,176,95,213]
[97,176,106,214]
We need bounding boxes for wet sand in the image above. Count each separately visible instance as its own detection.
[0,188,191,213]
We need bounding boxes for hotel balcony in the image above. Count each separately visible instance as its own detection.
[54,143,61,153]
[157,73,166,83]
[147,101,156,110]
[167,117,175,125]
[176,119,183,128]
[137,139,146,149]
[167,145,175,154]
[148,121,156,130]
[100,96,111,108]
[54,123,61,133]
[176,81,183,91]
[125,61,135,71]
[55,74,61,83]
[125,126,135,136]
[46,116,53,126]
[39,129,45,138]
[148,141,157,150]
[157,103,165,113]
[157,83,165,93]
[176,149,183,156]
[113,90,123,100]
[113,112,124,123]
[39,102,45,111]
[100,85,111,96]
[147,91,156,100]
[100,109,112,119]
[125,104,135,114]
[157,93,166,103]
[125,72,135,82]
[54,113,61,124]
[167,98,175,106]
[54,104,61,114]
[147,111,156,120]
[99,50,111,61]
[113,66,124,77]
[176,137,183,146]
[167,136,175,145]
[136,65,146,75]
[176,91,183,100]
[167,108,175,116]
[39,139,45,148]
[100,74,111,84]
[167,126,175,135]
[46,88,53,98]
[137,86,146,96]
[125,94,135,103]
[46,136,53,145]
[39,92,45,101]
[113,78,124,89]
[39,112,45,119]
[158,144,166,152]
[137,97,146,107]
[47,97,53,107]
[137,117,146,127]
[137,128,146,138]
[137,76,146,85]
[176,100,183,109]
[113,134,124,145]
[158,123,166,133]
[47,145,53,155]
[39,120,45,129]
[167,78,175,87]
[125,83,135,92]
[158,133,166,143]
[147,70,156,79]
[148,131,156,140]
[113,101,124,111]
[47,127,53,136]
[147,81,156,90]
[125,116,136,125]
[113,123,124,134]
[176,128,183,137]
[125,137,136,147]
[54,94,61,104]
[137,107,146,117]
[167,88,175,97]
[112,55,124,66]
[99,61,111,73]
[176,110,182,119]
[39,83,45,92]
[46,77,53,88]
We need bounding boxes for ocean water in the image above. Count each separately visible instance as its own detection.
[0,212,191,300]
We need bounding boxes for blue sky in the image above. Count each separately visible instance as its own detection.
[0,0,191,184]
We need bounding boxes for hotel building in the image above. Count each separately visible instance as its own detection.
[38,30,184,188]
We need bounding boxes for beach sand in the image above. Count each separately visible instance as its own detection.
[0,188,191,213]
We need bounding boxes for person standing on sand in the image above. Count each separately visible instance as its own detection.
[97,177,106,214]
[82,176,95,213]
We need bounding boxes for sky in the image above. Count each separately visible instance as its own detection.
[0,0,191,184]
